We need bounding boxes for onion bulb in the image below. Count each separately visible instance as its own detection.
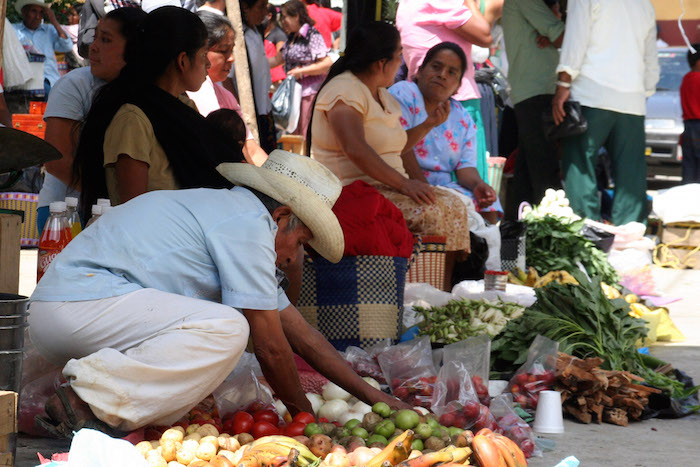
[322,382,352,401]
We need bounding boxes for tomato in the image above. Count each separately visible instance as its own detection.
[253,409,279,427]
[231,411,254,434]
[252,421,280,439]
[284,422,307,437]
[292,411,316,425]
[461,401,481,420]
[515,373,529,385]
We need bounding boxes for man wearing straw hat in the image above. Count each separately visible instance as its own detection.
[29,151,408,436]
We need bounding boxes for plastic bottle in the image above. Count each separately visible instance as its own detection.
[37,201,72,281]
[64,196,82,238]
[97,198,111,207]
[84,204,102,228]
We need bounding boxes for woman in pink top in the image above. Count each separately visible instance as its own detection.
[396,0,491,179]
[188,11,268,166]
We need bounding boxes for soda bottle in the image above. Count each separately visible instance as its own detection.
[37,201,73,281]
[64,196,82,238]
[97,198,111,207]
[85,204,102,228]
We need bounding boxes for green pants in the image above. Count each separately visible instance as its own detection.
[562,107,647,225]
[462,99,488,181]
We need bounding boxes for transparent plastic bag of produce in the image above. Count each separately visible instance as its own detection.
[442,335,491,406]
[213,367,275,419]
[430,361,498,431]
[345,339,392,388]
[506,335,559,412]
[490,394,541,458]
[377,337,437,407]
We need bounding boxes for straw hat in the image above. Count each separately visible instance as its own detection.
[217,150,345,263]
[15,0,50,14]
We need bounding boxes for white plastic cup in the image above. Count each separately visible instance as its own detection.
[533,390,565,434]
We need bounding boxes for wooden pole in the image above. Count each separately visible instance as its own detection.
[225,0,260,141]
[0,0,7,69]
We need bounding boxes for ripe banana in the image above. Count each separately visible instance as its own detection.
[471,433,507,467]
[489,434,527,467]
[534,270,579,288]
[601,282,621,299]
[525,267,540,287]
[367,430,414,467]
[245,436,319,467]
[507,272,525,286]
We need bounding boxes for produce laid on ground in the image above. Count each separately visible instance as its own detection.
[414,299,525,344]
[555,353,661,426]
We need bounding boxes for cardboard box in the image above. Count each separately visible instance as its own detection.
[661,222,700,247]
[0,391,18,467]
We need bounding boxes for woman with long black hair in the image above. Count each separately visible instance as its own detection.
[73,6,243,220]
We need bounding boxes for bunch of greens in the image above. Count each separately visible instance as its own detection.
[492,270,645,371]
[415,298,525,344]
[522,214,619,285]
[491,270,696,400]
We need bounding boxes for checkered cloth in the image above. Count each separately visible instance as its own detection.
[297,255,408,351]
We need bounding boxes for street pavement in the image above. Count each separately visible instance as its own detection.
[13,251,700,467]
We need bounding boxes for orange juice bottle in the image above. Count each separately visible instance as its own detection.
[37,201,73,282]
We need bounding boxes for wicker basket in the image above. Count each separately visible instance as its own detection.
[405,235,447,290]
[297,255,408,351]
[0,193,39,247]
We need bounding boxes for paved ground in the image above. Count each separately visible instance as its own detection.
[12,251,700,467]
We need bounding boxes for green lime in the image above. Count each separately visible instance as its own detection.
[374,420,395,439]
[372,402,391,418]
[448,426,463,437]
[304,423,323,437]
[351,427,369,439]
[426,418,439,429]
[366,434,388,446]
[414,422,432,440]
[395,410,420,430]
[344,419,362,430]
[411,439,424,451]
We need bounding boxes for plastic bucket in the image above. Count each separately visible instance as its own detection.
[0,293,29,317]
[0,350,23,393]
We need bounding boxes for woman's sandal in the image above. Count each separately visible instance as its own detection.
[35,384,128,439]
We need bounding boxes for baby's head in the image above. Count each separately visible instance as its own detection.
[206,109,246,152]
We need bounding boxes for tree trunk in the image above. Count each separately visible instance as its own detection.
[225,0,259,141]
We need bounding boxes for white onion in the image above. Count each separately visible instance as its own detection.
[322,382,352,401]
[318,399,350,421]
[362,377,381,390]
[337,411,362,426]
[351,401,373,417]
[306,393,324,415]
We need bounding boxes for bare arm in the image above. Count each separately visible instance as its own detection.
[326,102,435,204]
[456,166,497,208]
[244,308,313,416]
[453,0,492,47]
[113,155,148,203]
[401,149,429,183]
[483,0,503,27]
[44,7,68,40]
[288,56,333,79]
[268,48,284,68]
[280,305,410,409]
[402,101,450,153]
[243,139,269,166]
[44,117,80,188]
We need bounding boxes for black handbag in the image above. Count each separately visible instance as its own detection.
[542,100,588,140]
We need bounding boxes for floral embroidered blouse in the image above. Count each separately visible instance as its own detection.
[389,80,502,214]
[282,24,328,97]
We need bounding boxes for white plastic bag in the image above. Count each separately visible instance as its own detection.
[652,184,700,223]
[451,280,536,307]
[67,429,147,467]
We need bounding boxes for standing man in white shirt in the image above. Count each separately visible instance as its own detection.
[552,0,659,225]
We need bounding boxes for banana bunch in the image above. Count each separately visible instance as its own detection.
[394,444,473,467]
[507,267,540,287]
[534,270,579,288]
[600,282,621,299]
[471,429,527,467]
[367,430,414,467]
[241,436,319,467]
[628,302,652,319]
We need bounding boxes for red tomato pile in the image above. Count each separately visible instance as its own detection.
[221,407,318,439]
[496,413,536,458]
[471,375,490,406]
[509,370,555,410]
[391,376,437,408]
[437,400,500,432]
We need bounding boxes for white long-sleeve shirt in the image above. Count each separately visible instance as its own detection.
[556,0,659,116]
